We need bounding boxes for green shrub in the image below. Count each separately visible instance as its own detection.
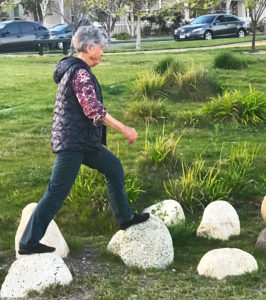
[61,166,144,235]
[164,160,230,213]
[112,32,131,40]
[126,98,169,123]
[142,25,152,37]
[214,52,248,69]
[133,70,169,100]
[202,86,266,124]
[154,57,185,75]
[221,142,259,197]
[141,125,182,166]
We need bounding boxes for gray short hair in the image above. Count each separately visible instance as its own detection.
[72,25,106,53]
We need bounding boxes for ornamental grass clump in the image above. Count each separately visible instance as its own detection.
[202,86,266,124]
[154,57,186,75]
[141,125,182,166]
[221,142,259,197]
[164,160,230,213]
[133,70,169,100]
[61,166,144,235]
[126,98,169,123]
[214,52,248,69]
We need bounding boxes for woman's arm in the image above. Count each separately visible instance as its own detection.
[103,112,137,144]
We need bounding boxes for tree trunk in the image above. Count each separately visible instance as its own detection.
[226,0,231,14]
[130,12,135,37]
[136,14,141,50]
[251,25,256,52]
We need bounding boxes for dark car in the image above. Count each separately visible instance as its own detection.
[49,23,72,49]
[174,14,248,41]
[49,23,107,49]
[0,20,51,52]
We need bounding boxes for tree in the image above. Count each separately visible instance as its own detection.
[246,0,266,52]
[88,0,128,43]
[0,0,51,23]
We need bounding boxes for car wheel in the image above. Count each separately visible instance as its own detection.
[237,29,245,38]
[204,31,213,40]
[58,42,63,50]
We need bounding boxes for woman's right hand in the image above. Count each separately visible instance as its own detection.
[122,126,138,144]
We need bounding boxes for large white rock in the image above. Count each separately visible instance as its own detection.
[15,203,69,259]
[197,200,240,240]
[0,253,73,298]
[107,215,174,269]
[261,196,266,221]
[197,248,258,280]
[143,199,185,226]
[255,228,266,251]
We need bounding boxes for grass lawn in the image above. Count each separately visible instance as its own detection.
[108,35,266,52]
[0,46,266,299]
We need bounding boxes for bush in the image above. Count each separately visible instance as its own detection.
[142,25,152,37]
[133,70,170,100]
[154,57,186,75]
[164,160,230,213]
[112,32,131,40]
[126,98,169,123]
[202,86,266,124]
[60,166,144,235]
[214,52,248,69]
[140,125,182,166]
[221,142,259,197]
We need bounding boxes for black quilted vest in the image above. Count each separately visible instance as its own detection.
[52,57,106,153]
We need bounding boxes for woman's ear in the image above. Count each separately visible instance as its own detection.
[85,44,92,53]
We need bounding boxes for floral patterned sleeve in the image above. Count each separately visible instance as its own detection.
[71,68,106,126]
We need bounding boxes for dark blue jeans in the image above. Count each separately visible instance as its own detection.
[20,145,133,246]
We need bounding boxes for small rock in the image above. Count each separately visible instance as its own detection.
[197,248,258,280]
[255,228,266,251]
[0,253,73,298]
[261,196,266,221]
[107,215,174,269]
[15,203,70,259]
[143,199,185,225]
[197,200,240,240]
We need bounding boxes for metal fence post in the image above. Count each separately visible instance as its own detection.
[63,42,68,55]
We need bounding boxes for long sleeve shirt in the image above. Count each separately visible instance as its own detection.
[71,68,106,126]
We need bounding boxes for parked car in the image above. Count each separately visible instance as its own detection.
[0,20,51,52]
[49,23,72,49]
[174,14,249,41]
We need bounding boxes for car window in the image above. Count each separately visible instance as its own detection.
[215,16,226,23]
[5,23,19,34]
[21,22,35,33]
[190,15,216,24]
[225,16,238,22]
[50,24,68,32]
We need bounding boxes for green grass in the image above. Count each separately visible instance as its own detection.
[0,48,266,298]
[108,35,266,53]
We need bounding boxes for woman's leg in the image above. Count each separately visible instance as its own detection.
[19,151,83,246]
[82,146,133,225]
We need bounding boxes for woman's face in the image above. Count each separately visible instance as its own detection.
[85,44,104,67]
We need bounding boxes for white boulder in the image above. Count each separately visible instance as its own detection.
[261,196,266,221]
[15,203,69,259]
[107,215,174,269]
[255,228,266,251]
[197,248,258,280]
[0,253,73,298]
[143,199,185,225]
[15,203,70,259]
[197,200,240,240]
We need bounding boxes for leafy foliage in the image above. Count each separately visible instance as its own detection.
[214,52,248,69]
[203,86,266,124]
[126,98,169,122]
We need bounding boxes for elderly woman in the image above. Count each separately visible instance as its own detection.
[19,26,149,255]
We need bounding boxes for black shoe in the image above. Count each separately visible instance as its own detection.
[120,213,150,230]
[18,242,56,255]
